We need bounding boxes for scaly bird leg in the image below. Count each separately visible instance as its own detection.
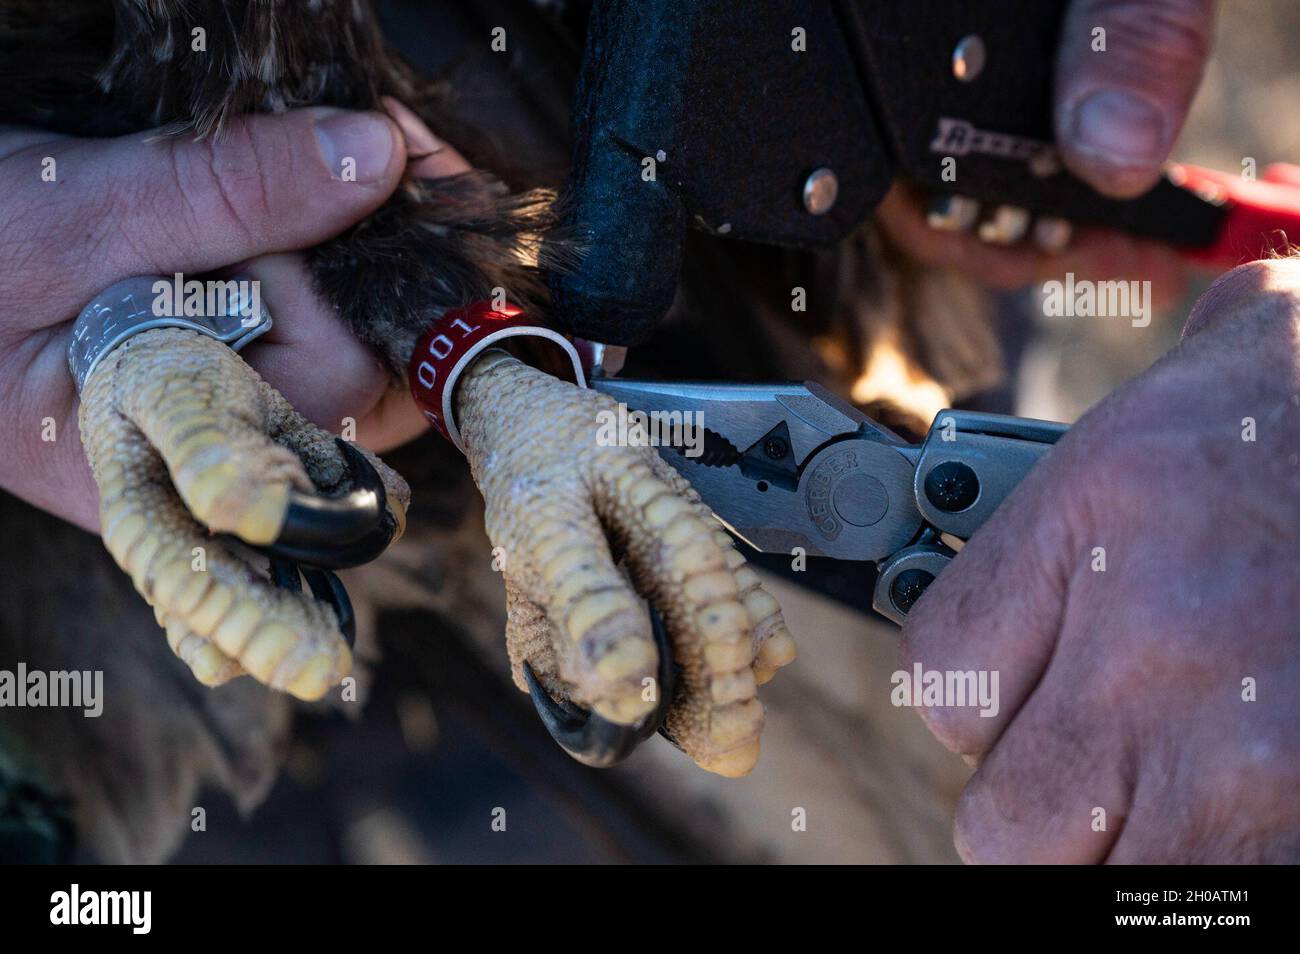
[79,328,409,700]
[457,351,796,777]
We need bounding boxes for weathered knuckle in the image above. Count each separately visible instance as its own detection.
[171,125,269,246]
[1185,258,1300,338]
[159,138,218,248]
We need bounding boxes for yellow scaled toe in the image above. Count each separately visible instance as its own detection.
[456,353,797,777]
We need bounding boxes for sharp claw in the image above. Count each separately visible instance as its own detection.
[301,567,357,650]
[525,605,675,768]
[267,557,356,650]
[268,555,302,591]
[265,439,397,570]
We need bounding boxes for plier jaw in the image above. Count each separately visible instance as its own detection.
[592,378,1067,625]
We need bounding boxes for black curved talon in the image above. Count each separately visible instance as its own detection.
[264,439,396,570]
[267,557,357,649]
[525,605,675,768]
[268,555,302,591]
[301,567,356,649]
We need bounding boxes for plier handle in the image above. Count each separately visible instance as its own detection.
[872,409,1065,624]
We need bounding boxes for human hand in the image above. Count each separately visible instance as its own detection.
[0,103,455,534]
[900,257,1300,862]
[877,0,1216,291]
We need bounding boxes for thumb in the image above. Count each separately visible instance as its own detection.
[6,107,406,322]
[1055,0,1216,198]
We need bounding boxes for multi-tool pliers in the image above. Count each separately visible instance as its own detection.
[592,376,1067,626]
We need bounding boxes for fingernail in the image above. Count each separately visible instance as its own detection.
[314,110,396,183]
[381,97,445,157]
[1068,90,1169,167]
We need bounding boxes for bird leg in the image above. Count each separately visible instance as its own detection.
[456,351,796,777]
[78,328,409,701]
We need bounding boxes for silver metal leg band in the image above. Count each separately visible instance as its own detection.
[68,274,274,394]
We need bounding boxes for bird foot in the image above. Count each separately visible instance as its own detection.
[78,328,409,701]
[457,351,796,776]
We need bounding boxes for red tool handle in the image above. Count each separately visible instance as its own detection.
[1172,162,1300,270]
